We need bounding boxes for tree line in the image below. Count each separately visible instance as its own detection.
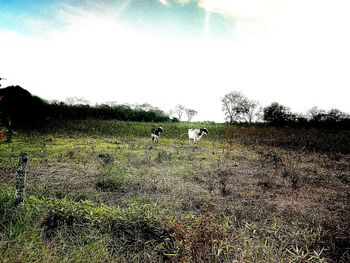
[222,91,350,129]
[0,86,174,130]
[48,99,173,123]
[2,85,349,129]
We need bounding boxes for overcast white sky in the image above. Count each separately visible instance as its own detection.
[1,0,350,122]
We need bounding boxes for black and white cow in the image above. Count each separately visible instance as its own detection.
[188,128,208,143]
[151,127,163,143]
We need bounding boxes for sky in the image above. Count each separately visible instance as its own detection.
[0,0,350,122]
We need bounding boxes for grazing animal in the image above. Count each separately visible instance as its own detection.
[151,127,163,143]
[188,128,209,143]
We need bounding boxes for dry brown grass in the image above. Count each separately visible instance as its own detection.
[0,122,349,261]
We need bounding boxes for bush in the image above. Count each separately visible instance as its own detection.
[96,166,135,192]
[263,102,292,126]
[46,102,171,122]
[0,185,16,229]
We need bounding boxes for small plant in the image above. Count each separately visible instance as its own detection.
[218,169,231,197]
[0,185,16,229]
[96,166,134,192]
[98,152,114,165]
[181,195,210,212]
[156,150,173,163]
[172,215,226,262]
[39,142,49,165]
[258,149,283,169]
[282,167,300,189]
[67,150,75,159]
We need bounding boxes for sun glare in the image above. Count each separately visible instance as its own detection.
[1,0,350,121]
[203,9,211,41]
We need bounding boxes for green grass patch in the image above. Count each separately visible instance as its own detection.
[0,121,349,262]
[96,165,137,192]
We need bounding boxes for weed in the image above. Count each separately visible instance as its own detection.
[156,150,173,163]
[67,149,75,159]
[171,214,227,262]
[258,149,284,169]
[98,151,114,165]
[96,165,135,193]
[282,167,300,189]
[218,169,231,197]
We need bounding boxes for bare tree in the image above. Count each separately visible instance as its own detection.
[222,91,262,123]
[221,91,249,123]
[171,104,186,120]
[65,96,90,105]
[245,100,263,123]
[185,108,198,122]
[307,106,326,121]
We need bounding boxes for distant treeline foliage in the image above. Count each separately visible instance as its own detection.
[263,102,350,129]
[48,102,172,122]
[0,86,173,127]
[222,91,350,130]
[2,86,350,129]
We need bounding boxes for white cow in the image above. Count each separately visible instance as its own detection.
[188,128,209,143]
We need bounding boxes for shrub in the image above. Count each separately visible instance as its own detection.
[96,166,135,192]
[0,185,16,229]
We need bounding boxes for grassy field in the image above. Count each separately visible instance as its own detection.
[0,120,349,262]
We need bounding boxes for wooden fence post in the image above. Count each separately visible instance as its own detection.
[4,115,12,143]
[15,152,29,206]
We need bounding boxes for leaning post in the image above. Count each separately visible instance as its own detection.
[15,152,29,207]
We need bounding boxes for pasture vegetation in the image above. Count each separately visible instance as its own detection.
[0,120,349,262]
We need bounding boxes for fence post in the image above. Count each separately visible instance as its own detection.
[15,152,29,207]
[5,115,13,143]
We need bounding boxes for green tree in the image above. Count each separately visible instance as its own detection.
[263,102,291,126]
